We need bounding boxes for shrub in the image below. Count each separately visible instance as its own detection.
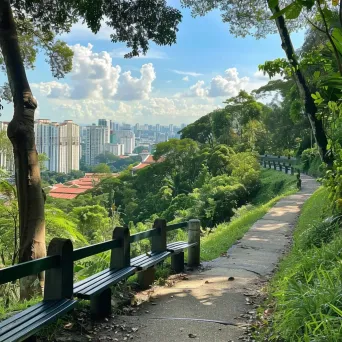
[298,217,340,250]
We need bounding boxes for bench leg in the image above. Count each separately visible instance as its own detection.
[171,252,184,273]
[137,267,155,290]
[90,288,112,320]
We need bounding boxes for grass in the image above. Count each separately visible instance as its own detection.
[252,168,297,205]
[257,187,342,342]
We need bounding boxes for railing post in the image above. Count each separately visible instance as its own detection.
[151,218,167,253]
[44,238,73,301]
[187,219,201,267]
[263,160,267,168]
[138,219,167,290]
[87,226,131,319]
[279,162,282,172]
[273,161,276,170]
[291,166,294,175]
[284,164,288,174]
[111,226,130,269]
[268,160,271,169]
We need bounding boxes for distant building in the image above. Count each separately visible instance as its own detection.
[0,121,14,172]
[85,125,109,165]
[115,130,135,154]
[98,119,111,142]
[59,120,80,173]
[105,143,125,156]
[156,132,168,143]
[131,154,164,174]
[35,119,59,171]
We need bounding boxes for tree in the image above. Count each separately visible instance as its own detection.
[38,153,49,171]
[93,163,111,174]
[0,0,182,298]
[95,151,118,164]
[181,0,332,165]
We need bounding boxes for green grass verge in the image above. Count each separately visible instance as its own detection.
[258,187,342,342]
[252,168,297,204]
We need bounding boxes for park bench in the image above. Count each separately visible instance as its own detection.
[73,219,201,316]
[0,218,201,340]
[0,239,77,342]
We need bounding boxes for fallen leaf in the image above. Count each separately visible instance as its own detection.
[228,277,235,281]
[64,322,73,330]
[188,333,197,338]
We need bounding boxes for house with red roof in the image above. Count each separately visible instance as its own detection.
[48,172,118,200]
[131,154,164,174]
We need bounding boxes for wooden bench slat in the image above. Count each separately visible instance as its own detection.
[132,251,171,270]
[74,267,136,298]
[0,299,77,342]
[167,241,197,253]
[73,267,113,290]
[0,300,61,335]
[85,268,136,297]
[0,301,49,333]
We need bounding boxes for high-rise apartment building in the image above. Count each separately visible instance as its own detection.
[98,119,111,143]
[105,143,125,156]
[115,130,135,154]
[0,121,14,172]
[34,119,59,171]
[85,125,109,165]
[59,120,80,173]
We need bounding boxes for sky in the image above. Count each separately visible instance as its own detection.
[1,2,305,126]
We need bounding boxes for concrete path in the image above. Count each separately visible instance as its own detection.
[105,175,318,342]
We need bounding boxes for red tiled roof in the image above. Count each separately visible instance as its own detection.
[132,154,164,172]
[50,187,86,194]
[53,183,65,188]
[49,193,78,199]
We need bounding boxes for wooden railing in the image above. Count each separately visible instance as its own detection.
[259,154,299,175]
[0,220,194,286]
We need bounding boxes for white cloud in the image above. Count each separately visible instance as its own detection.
[32,44,156,102]
[116,63,156,101]
[180,68,254,98]
[208,68,249,97]
[70,43,121,99]
[59,20,113,41]
[171,69,203,77]
[253,70,270,80]
[46,96,221,125]
[182,76,189,82]
[32,81,71,98]
[111,48,167,59]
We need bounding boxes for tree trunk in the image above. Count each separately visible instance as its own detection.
[270,3,333,166]
[0,0,46,298]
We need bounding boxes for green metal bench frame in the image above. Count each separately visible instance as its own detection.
[0,219,201,339]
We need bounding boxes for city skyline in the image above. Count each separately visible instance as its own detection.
[0,118,184,173]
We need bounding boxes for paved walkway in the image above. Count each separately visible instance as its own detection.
[109,175,318,342]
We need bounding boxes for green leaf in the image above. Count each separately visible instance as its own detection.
[321,76,342,90]
[268,0,279,8]
[285,3,302,19]
[270,5,291,19]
